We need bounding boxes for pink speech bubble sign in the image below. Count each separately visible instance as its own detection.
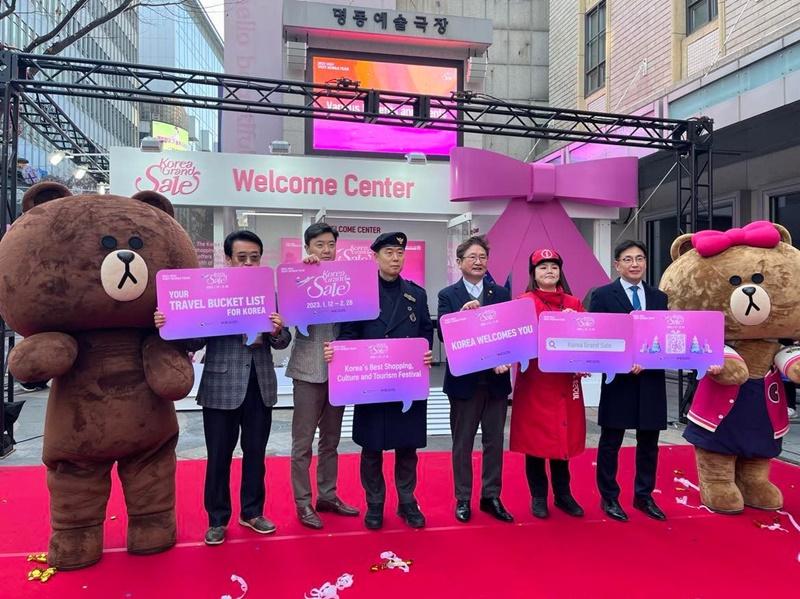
[157,266,276,344]
[276,261,379,335]
[328,338,430,412]
[440,297,538,376]
[632,310,725,378]
[538,312,633,382]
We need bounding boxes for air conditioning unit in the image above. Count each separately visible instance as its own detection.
[286,41,307,73]
[467,54,488,84]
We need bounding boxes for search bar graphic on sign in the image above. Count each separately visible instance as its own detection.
[546,338,627,352]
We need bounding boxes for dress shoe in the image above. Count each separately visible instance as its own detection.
[238,516,277,534]
[204,526,226,545]
[633,496,666,521]
[364,503,384,530]
[297,505,323,530]
[397,502,426,528]
[316,497,360,517]
[600,498,628,522]
[479,497,514,522]
[554,494,584,517]
[455,500,471,523]
[531,497,549,519]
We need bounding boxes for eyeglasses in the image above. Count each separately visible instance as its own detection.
[619,256,646,265]
[461,254,488,263]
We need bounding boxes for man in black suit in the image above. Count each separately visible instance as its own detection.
[589,240,668,522]
[438,236,513,523]
[327,232,434,530]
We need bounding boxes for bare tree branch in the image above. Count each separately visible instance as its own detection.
[23,0,90,53]
[0,0,17,22]
[41,0,138,56]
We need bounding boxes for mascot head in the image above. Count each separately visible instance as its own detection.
[0,182,198,336]
[659,221,800,341]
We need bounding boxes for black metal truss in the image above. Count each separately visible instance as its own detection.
[7,52,703,151]
[18,90,109,179]
[0,50,715,454]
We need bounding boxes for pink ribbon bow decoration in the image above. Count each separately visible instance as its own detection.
[450,147,639,299]
[692,221,782,258]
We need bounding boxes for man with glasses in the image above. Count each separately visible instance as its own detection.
[437,236,514,523]
[589,240,669,522]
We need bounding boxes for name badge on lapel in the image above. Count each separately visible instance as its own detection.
[404,293,416,303]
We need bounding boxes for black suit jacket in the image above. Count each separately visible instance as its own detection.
[589,278,668,431]
[338,276,433,451]
[437,279,512,400]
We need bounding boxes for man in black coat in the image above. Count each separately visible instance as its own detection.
[328,232,433,530]
[589,240,668,522]
[438,236,513,524]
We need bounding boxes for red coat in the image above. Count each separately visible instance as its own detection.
[509,290,587,460]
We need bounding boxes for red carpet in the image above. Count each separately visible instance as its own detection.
[1,446,799,598]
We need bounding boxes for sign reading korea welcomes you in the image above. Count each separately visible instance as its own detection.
[109,147,452,214]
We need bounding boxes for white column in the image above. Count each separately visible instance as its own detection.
[593,219,612,276]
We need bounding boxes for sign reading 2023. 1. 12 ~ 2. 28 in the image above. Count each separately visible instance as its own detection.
[276,260,379,335]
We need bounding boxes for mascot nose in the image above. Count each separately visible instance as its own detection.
[742,286,757,297]
[117,251,134,265]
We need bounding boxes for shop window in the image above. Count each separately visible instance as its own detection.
[585,2,606,96]
[645,203,733,285]
[771,191,800,249]
[687,0,718,35]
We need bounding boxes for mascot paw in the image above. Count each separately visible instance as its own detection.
[735,457,783,510]
[127,511,177,555]
[711,358,749,387]
[695,448,744,514]
[9,332,78,382]
[142,335,194,401]
[786,361,800,385]
[48,525,103,570]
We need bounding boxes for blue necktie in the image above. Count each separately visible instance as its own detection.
[630,285,642,310]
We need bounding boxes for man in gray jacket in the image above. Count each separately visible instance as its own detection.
[287,223,359,529]
[155,230,291,545]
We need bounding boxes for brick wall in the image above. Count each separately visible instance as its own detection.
[548,0,579,110]
[723,0,799,57]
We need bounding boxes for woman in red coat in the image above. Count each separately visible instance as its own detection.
[510,249,587,519]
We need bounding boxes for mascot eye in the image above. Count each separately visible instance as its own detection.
[728,275,742,286]
[129,236,144,250]
[751,273,764,284]
[101,236,118,250]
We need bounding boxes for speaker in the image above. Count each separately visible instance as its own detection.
[467,54,488,84]
[286,41,307,72]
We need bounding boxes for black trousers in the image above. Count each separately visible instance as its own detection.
[784,381,797,410]
[597,427,659,501]
[360,447,418,506]
[449,385,507,501]
[203,368,272,527]
[525,456,571,498]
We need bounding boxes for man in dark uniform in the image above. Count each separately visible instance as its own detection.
[325,232,433,530]
[589,240,668,522]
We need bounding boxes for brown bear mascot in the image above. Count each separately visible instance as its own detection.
[0,182,198,569]
[660,221,800,513]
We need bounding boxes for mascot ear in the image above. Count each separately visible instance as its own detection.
[774,223,792,245]
[670,233,695,261]
[22,182,72,212]
[131,190,175,218]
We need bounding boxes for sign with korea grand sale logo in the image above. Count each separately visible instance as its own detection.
[110,147,457,215]
[276,261,379,335]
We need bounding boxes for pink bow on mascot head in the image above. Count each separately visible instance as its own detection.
[450,148,640,300]
[692,221,782,257]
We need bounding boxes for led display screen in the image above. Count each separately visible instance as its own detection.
[309,54,459,157]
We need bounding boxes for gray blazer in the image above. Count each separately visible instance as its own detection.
[285,323,339,384]
[192,329,292,410]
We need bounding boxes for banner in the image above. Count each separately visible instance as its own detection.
[632,311,724,377]
[156,266,275,343]
[439,298,538,376]
[538,313,633,381]
[280,238,426,286]
[276,261,379,335]
[328,338,430,412]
